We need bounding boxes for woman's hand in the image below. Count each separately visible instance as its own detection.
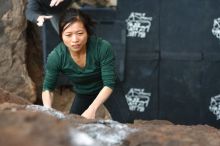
[42,90,54,108]
[81,86,113,119]
[50,0,64,7]
[81,107,96,119]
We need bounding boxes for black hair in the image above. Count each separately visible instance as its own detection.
[59,8,96,40]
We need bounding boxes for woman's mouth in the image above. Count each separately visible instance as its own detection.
[71,44,80,49]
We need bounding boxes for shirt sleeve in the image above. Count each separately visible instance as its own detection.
[43,50,60,91]
[99,40,116,89]
[25,0,43,23]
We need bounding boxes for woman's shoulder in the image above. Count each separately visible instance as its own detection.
[51,42,67,54]
[89,36,111,51]
[88,36,114,61]
[48,42,67,59]
[46,42,67,69]
[91,35,110,44]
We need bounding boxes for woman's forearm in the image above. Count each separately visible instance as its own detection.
[42,90,54,108]
[89,86,113,111]
[81,86,113,119]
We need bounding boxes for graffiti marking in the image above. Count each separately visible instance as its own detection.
[212,18,220,39]
[125,88,151,112]
[126,12,153,38]
[209,94,220,120]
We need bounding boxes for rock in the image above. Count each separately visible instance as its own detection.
[0,103,135,146]
[26,104,67,119]
[75,119,136,146]
[0,87,31,105]
[0,109,71,146]
[126,121,220,146]
[1,103,220,146]
[0,0,36,102]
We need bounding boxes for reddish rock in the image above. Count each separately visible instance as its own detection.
[0,88,30,105]
[0,110,71,146]
[1,103,220,146]
[0,0,36,102]
[126,122,220,146]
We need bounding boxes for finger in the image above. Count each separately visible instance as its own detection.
[50,0,56,7]
[50,0,63,7]
[43,15,53,19]
[54,0,63,6]
[54,1,60,6]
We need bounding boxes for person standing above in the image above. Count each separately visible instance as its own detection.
[25,0,73,32]
[25,0,74,72]
[42,8,133,123]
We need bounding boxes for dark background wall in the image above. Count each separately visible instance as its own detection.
[119,0,220,128]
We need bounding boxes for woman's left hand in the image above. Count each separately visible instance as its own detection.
[81,108,96,119]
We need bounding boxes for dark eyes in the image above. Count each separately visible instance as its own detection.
[65,32,83,36]
[77,32,83,35]
[64,32,84,37]
[65,34,71,37]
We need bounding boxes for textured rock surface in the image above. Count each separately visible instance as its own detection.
[0,0,36,102]
[0,87,31,105]
[0,94,220,146]
[127,121,220,146]
[0,103,134,146]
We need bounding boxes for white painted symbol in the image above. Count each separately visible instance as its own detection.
[126,12,153,38]
[125,88,151,112]
[209,94,220,120]
[212,18,220,39]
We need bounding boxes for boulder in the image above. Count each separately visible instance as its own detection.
[0,0,36,102]
[0,87,30,105]
[0,103,220,146]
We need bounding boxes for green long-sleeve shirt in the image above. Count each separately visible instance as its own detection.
[43,36,116,95]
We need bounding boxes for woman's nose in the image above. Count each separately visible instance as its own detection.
[71,35,78,42]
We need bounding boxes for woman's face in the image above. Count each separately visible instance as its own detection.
[62,20,88,53]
